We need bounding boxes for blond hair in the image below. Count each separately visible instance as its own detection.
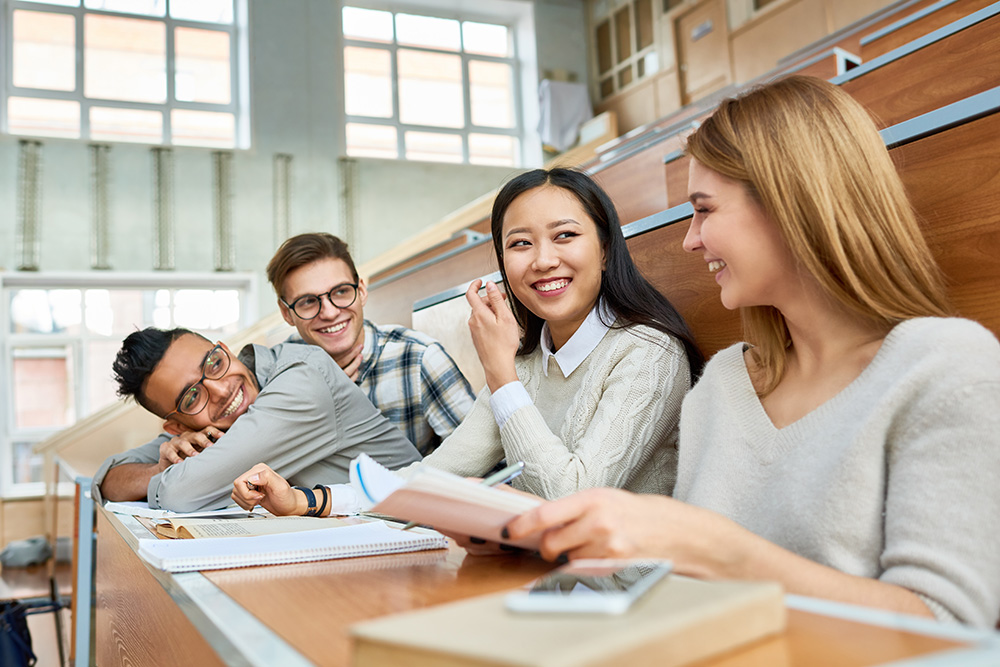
[685,75,951,394]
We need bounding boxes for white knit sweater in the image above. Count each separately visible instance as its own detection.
[675,317,1000,627]
[418,324,690,499]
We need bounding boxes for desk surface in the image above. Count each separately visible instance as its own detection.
[95,507,1000,667]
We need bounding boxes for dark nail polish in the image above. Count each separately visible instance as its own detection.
[501,527,510,539]
[556,552,569,564]
[469,537,486,544]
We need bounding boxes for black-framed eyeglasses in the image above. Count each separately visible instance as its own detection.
[281,283,359,320]
[165,344,231,418]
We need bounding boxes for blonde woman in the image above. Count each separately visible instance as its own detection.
[505,76,1000,628]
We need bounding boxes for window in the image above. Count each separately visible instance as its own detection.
[342,6,521,166]
[1,273,254,496]
[593,0,658,100]
[2,0,247,148]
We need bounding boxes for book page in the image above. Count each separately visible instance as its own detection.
[156,516,349,539]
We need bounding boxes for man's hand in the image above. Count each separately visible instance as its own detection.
[336,341,364,382]
[158,427,223,467]
[231,463,305,515]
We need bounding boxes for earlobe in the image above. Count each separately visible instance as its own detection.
[279,301,294,326]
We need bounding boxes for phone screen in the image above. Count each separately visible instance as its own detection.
[506,559,672,614]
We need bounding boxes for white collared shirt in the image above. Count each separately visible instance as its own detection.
[489,300,614,428]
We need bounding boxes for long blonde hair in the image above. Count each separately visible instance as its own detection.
[685,75,951,394]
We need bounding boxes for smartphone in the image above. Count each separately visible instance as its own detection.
[504,559,672,615]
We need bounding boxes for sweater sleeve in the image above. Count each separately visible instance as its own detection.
[502,331,688,500]
[416,384,506,478]
[879,323,1000,627]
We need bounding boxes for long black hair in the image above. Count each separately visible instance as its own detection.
[490,168,705,380]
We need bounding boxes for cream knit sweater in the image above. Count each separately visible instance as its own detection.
[675,317,1000,627]
[419,324,690,500]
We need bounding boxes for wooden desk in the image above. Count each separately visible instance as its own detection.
[94,507,1000,667]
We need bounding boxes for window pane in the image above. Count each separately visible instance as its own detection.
[396,14,459,51]
[13,348,75,429]
[636,0,654,51]
[470,61,514,129]
[7,97,80,138]
[175,27,231,104]
[84,0,165,17]
[344,47,392,118]
[27,0,79,6]
[90,106,163,143]
[343,7,393,43]
[398,50,463,128]
[10,289,83,334]
[615,7,632,63]
[404,132,462,163]
[85,15,166,103]
[171,109,235,147]
[12,10,76,91]
[170,0,234,24]
[462,21,509,57]
[171,289,239,331]
[13,442,44,485]
[346,123,398,159]
[469,133,517,167]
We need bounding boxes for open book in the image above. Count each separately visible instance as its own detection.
[137,521,448,572]
[153,515,349,539]
[351,454,544,550]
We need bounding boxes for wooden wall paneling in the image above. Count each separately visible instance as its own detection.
[841,13,1000,128]
[861,0,996,61]
[826,0,898,32]
[368,235,474,284]
[94,511,226,667]
[895,111,1000,339]
[592,144,671,226]
[364,242,498,329]
[596,75,659,135]
[1,497,74,548]
[729,0,827,83]
[664,152,692,209]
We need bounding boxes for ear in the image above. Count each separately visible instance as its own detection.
[357,278,369,308]
[163,419,184,436]
[279,299,295,326]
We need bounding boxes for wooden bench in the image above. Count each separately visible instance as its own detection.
[860,0,996,60]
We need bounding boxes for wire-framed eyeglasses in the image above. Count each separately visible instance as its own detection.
[166,343,231,418]
[281,283,359,320]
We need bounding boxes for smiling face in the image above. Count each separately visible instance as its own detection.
[683,159,801,311]
[278,257,368,365]
[143,334,259,433]
[501,185,606,349]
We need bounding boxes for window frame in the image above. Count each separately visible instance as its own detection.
[1,0,251,148]
[341,3,526,166]
[590,0,660,102]
[0,270,257,497]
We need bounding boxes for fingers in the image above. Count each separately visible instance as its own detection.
[485,280,506,309]
[465,279,488,313]
[342,342,363,381]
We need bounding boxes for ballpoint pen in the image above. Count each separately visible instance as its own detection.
[400,460,526,531]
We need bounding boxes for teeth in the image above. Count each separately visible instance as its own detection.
[223,387,243,417]
[708,260,727,273]
[535,279,569,292]
[318,321,348,334]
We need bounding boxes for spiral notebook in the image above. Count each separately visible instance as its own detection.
[137,520,447,572]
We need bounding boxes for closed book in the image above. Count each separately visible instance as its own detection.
[137,521,447,572]
[351,576,785,667]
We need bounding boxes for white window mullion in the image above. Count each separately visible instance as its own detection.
[460,52,472,163]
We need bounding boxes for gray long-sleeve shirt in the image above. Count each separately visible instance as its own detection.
[93,342,422,512]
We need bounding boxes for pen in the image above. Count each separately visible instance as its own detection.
[400,461,525,531]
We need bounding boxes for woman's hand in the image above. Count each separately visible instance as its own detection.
[504,488,744,579]
[231,463,305,516]
[465,279,520,392]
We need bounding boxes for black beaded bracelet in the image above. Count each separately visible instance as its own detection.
[293,486,318,516]
[313,484,330,518]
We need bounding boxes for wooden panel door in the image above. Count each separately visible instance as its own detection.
[677,0,732,104]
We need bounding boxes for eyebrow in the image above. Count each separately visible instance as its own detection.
[504,219,581,239]
[688,192,712,203]
[173,347,214,408]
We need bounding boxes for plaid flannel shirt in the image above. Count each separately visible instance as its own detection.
[356,320,475,455]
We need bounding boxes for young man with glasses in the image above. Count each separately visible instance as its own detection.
[267,233,476,456]
[94,328,421,512]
